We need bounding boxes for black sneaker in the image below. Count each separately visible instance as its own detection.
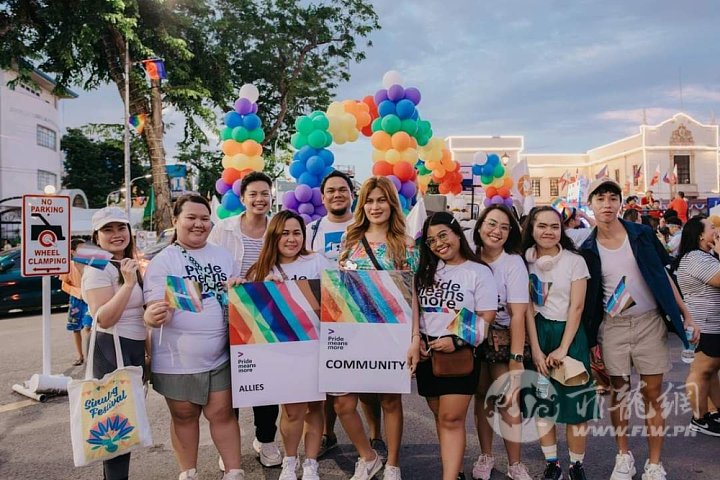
[317,434,338,458]
[543,461,563,480]
[690,414,720,436]
[457,473,466,480]
[708,410,720,425]
[370,438,388,461]
[568,461,587,480]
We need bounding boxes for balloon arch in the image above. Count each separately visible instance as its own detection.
[213,72,514,221]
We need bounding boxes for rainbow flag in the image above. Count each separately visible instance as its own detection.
[446,307,485,347]
[164,276,203,313]
[605,276,635,317]
[321,270,413,324]
[128,114,146,135]
[72,245,113,270]
[229,280,320,345]
[529,273,552,307]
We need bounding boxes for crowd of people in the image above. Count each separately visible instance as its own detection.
[61,171,720,480]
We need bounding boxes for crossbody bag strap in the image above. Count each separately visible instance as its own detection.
[275,263,290,281]
[361,236,384,271]
[310,219,322,250]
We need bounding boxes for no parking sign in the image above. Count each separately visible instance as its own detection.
[22,194,71,277]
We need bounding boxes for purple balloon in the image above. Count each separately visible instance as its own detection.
[491,195,504,205]
[387,175,402,191]
[387,84,405,102]
[404,87,422,105]
[250,103,258,113]
[232,179,242,196]
[315,205,327,217]
[234,98,252,115]
[483,198,493,208]
[504,197,514,208]
[295,184,313,203]
[311,213,322,222]
[300,213,312,225]
[282,190,299,210]
[374,89,389,105]
[400,181,417,198]
[298,202,315,215]
[215,179,230,195]
[311,187,323,206]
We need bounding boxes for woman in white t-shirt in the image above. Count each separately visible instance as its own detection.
[413,212,497,480]
[143,195,244,480]
[245,210,331,480]
[470,205,531,480]
[521,206,597,480]
[82,206,147,480]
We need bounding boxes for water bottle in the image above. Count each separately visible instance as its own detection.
[681,327,697,364]
[536,375,550,399]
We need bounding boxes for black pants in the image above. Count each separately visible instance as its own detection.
[232,405,279,443]
[93,333,146,480]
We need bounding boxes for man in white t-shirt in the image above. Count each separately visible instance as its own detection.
[306,170,354,261]
[580,178,698,480]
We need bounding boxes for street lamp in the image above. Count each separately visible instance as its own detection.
[501,152,510,166]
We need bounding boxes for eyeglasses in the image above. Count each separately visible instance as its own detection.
[483,219,511,233]
[425,231,451,248]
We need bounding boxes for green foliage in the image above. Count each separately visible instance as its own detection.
[61,125,149,208]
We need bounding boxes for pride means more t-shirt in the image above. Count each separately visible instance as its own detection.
[417,260,498,337]
[272,253,333,280]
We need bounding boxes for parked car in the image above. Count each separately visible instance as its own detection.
[0,247,69,315]
[137,228,174,269]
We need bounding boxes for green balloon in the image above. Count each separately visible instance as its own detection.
[371,117,383,133]
[249,128,265,143]
[481,175,493,185]
[291,132,307,149]
[312,114,330,131]
[232,126,249,142]
[418,165,431,175]
[400,119,418,136]
[217,205,230,219]
[295,116,313,135]
[493,164,505,177]
[308,130,327,148]
[418,120,432,134]
[220,126,233,141]
[417,134,430,147]
[381,114,401,134]
[324,131,333,147]
[310,110,325,119]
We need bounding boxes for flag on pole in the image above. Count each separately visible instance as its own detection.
[595,165,609,179]
[142,59,167,81]
[670,164,678,185]
[558,170,571,192]
[649,164,660,187]
[633,164,643,181]
[128,114,147,134]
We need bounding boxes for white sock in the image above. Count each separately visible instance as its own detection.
[569,450,585,464]
[541,444,558,462]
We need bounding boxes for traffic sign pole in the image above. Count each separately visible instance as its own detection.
[42,275,51,375]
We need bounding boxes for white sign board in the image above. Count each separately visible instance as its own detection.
[22,195,71,277]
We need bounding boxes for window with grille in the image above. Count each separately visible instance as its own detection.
[674,155,691,184]
[614,169,620,183]
[550,178,559,197]
[531,178,541,197]
[37,170,57,191]
[36,125,56,150]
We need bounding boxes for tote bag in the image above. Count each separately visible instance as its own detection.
[67,323,152,467]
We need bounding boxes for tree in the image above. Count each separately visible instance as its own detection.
[1,1,379,229]
[61,125,150,208]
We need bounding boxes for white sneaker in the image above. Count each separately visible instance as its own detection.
[253,438,283,467]
[179,469,198,480]
[350,451,383,480]
[611,451,636,480]
[383,465,402,480]
[472,454,494,480]
[302,458,320,480]
[507,462,532,480]
[222,469,245,480]
[642,460,667,480]
[279,456,298,480]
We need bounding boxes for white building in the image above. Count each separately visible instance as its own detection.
[448,113,719,209]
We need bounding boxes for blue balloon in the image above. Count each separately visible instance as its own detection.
[242,113,261,131]
[378,100,397,117]
[289,161,306,179]
[224,111,243,128]
[395,99,416,120]
[410,109,419,120]
[306,155,325,175]
[399,195,409,210]
[299,172,319,187]
[322,166,335,178]
[298,145,315,162]
[222,191,241,211]
[487,153,500,166]
[472,164,483,176]
[318,148,335,166]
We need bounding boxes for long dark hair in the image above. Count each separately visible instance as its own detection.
[171,194,212,243]
[672,215,707,271]
[473,205,522,255]
[246,210,310,282]
[416,212,480,292]
[520,206,578,256]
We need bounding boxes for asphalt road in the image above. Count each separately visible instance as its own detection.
[0,312,717,479]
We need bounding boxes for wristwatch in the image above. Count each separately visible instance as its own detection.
[509,352,524,363]
[452,337,467,349]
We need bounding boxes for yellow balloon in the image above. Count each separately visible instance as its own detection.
[372,149,386,163]
[401,148,418,164]
[385,149,401,165]
[221,155,233,169]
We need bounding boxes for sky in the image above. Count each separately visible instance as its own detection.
[60,0,720,182]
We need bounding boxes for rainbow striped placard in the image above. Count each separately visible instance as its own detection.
[605,275,635,317]
[229,280,320,345]
[164,276,203,313]
[529,273,552,307]
[446,307,485,347]
[321,270,413,324]
[73,244,113,270]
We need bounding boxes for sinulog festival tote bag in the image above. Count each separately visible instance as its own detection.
[67,323,152,467]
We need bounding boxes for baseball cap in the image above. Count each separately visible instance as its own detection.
[92,206,130,231]
[586,177,622,202]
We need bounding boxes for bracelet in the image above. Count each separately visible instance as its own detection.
[411,332,421,339]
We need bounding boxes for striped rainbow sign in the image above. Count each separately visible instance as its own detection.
[321,270,413,324]
[229,280,320,345]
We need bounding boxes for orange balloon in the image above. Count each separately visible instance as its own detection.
[393,161,415,182]
[438,183,450,194]
[498,187,511,198]
[391,131,412,151]
[503,176,513,189]
[372,160,394,177]
[242,140,263,157]
[222,140,243,156]
[371,131,392,151]
[450,183,462,195]
[485,186,498,198]
[221,168,243,185]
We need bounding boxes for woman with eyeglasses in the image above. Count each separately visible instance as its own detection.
[468,205,532,480]
[414,212,497,480]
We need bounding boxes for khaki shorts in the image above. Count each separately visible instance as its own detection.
[598,309,670,376]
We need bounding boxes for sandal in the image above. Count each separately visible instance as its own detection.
[73,357,84,366]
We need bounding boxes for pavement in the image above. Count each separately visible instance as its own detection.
[0,312,717,479]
